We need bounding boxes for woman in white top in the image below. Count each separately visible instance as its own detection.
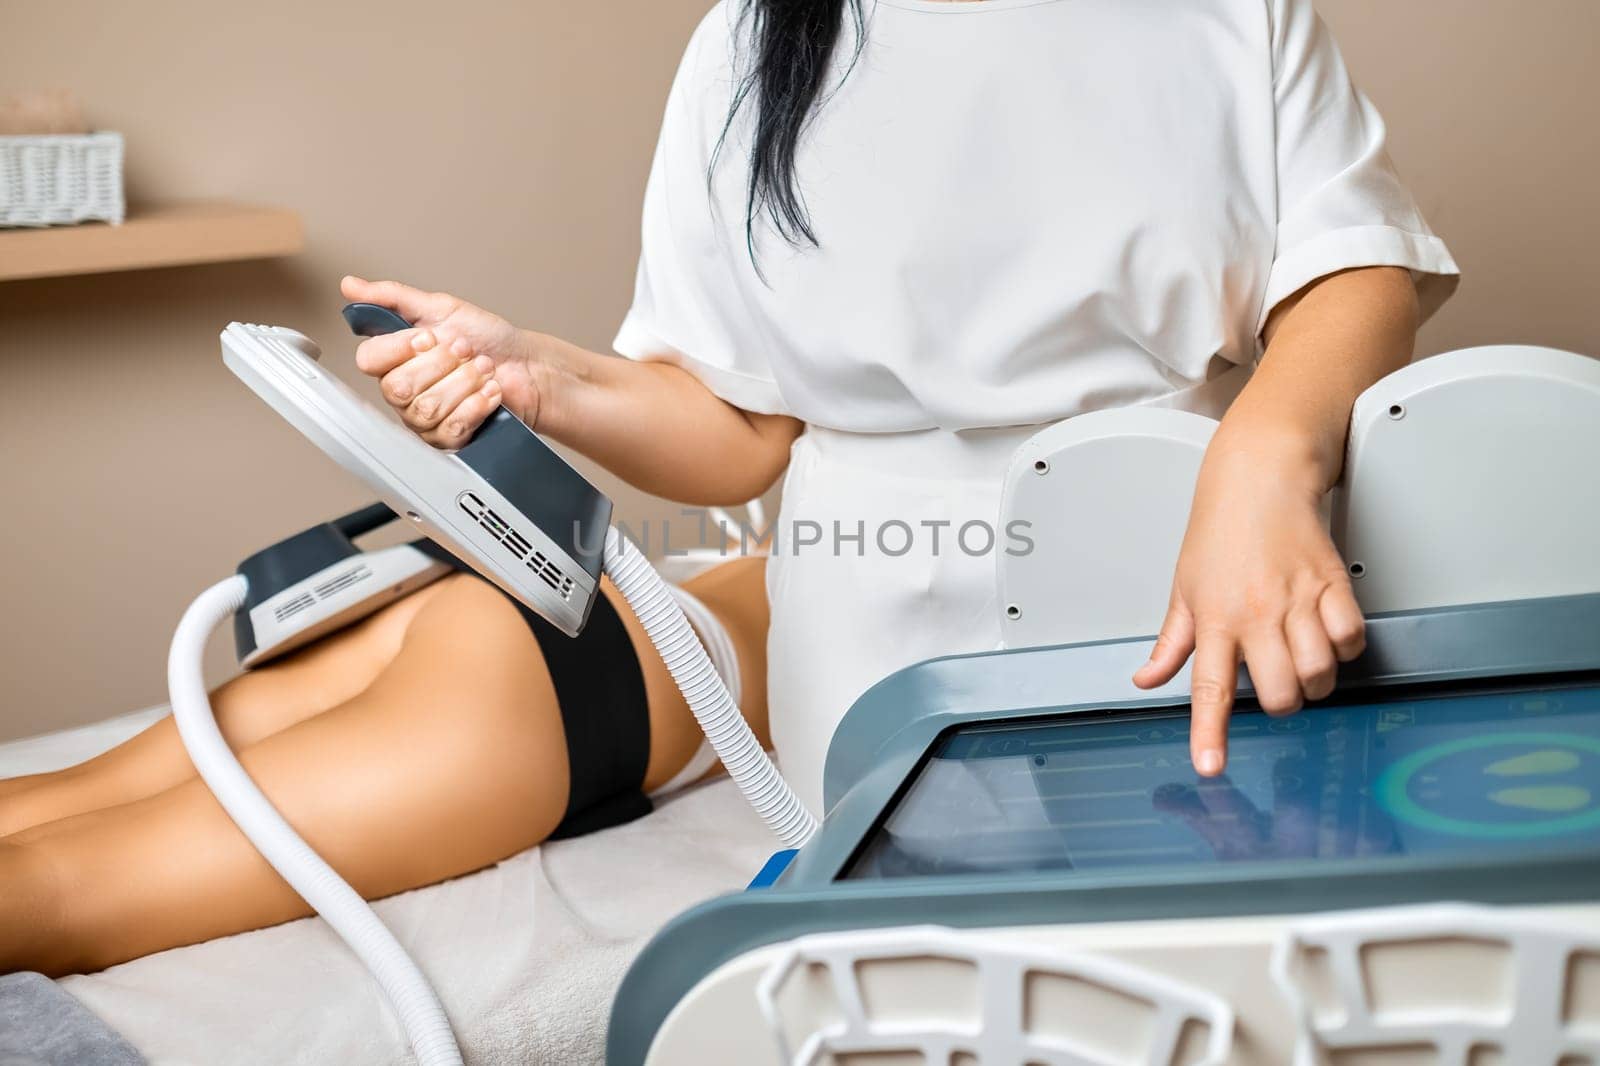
[345,0,1459,815]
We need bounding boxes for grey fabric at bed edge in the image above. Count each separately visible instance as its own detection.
[0,972,145,1066]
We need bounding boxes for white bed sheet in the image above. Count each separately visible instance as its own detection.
[3,710,773,1065]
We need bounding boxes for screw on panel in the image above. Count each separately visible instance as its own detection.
[1387,403,1406,420]
[1348,562,1366,578]
[1033,459,1049,475]
[1006,604,1022,620]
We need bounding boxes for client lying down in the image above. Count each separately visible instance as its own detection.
[0,549,770,977]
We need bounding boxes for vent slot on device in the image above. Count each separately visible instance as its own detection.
[457,492,575,601]
[273,592,317,623]
[313,564,372,600]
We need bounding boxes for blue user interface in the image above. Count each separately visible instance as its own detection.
[845,683,1600,880]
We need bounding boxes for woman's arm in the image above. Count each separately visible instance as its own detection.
[1133,265,1421,775]
[341,277,801,506]
[532,334,802,506]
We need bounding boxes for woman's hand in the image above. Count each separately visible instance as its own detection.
[341,276,544,448]
[1132,433,1366,775]
[1131,266,1419,776]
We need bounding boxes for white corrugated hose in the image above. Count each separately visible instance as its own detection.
[666,584,742,710]
[605,527,816,848]
[168,576,462,1066]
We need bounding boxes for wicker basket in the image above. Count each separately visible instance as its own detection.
[0,132,125,227]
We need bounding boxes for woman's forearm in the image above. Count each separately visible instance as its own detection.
[523,332,802,506]
[1211,266,1421,487]
[337,277,799,507]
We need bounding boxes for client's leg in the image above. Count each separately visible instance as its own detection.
[0,556,772,976]
[0,579,457,836]
[0,574,569,976]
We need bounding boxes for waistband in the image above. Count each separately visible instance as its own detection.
[800,364,1252,481]
[801,423,1043,482]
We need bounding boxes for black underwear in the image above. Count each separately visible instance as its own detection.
[414,541,653,839]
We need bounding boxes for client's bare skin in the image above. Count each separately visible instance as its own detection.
[0,555,771,977]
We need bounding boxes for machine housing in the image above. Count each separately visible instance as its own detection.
[613,345,1600,1066]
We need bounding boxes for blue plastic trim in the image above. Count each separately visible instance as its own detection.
[746,850,798,891]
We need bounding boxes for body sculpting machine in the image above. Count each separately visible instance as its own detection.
[178,318,1600,1065]
[615,346,1600,1066]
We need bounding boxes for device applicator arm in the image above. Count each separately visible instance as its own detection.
[328,302,814,843]
[602,528,818,848]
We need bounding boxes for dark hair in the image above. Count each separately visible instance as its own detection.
[717,0,866,255]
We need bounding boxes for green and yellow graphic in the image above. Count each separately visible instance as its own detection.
[1377,731,1600,839]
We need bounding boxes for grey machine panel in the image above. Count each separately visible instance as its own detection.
[607,592,1600,1066]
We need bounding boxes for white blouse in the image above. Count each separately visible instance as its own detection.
[613,0,1460,433]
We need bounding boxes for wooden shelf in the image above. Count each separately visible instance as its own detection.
[0,201,303,281]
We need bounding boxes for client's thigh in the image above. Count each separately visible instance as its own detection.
[0,574,466,837]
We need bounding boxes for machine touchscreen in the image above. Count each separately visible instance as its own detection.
[844,681,1600,880]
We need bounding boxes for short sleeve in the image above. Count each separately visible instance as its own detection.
[612,6,790,416]
[1259,0,1460,333]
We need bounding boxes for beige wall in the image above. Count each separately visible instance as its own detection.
[1,0,1596,742]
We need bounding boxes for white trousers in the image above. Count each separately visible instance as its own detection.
[764,424,1040,816]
